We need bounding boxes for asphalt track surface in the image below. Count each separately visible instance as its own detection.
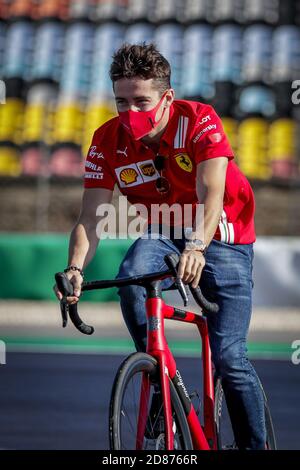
[0,352,299,450]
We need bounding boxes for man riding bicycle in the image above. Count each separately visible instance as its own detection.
[54,43,266,449]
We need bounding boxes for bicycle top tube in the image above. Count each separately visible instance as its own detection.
[81,267,173,292]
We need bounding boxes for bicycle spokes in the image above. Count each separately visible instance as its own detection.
[118,370,185,450]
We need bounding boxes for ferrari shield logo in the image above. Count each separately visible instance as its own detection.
[175,153,193,172]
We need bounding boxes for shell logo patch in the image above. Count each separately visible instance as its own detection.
[175,153,193,172]
[115,160,159,188]
[139,162,156,177]
[120,167,139,185]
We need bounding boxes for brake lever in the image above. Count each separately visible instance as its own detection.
[55,272,74,328]
[60,298,68,328]
[174,276,189,307]
[164,253,189,307]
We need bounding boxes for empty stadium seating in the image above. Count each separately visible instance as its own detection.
[0,0,299,181]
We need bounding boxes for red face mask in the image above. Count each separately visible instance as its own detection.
[118,92,168,140]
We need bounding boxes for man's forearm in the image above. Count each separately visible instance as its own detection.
[68,221,99,269]
[192,192,223,248]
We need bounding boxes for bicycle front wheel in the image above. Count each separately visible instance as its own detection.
[214,376,277,450]
[109,352,193,450]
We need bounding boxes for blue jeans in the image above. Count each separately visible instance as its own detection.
[116,230,266,449]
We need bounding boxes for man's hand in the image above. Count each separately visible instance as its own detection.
[178,250,206,288]
[53,270,83,305]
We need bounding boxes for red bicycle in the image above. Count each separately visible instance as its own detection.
[55,253,276,450]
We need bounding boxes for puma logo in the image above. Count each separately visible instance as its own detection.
[117,147,128,157]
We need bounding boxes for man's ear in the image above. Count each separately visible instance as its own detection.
[165,89,175,108]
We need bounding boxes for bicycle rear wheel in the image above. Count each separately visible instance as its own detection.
[214,376,277,450]
[109,352,193,450]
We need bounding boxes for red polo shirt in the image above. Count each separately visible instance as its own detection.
[84,99,256,244]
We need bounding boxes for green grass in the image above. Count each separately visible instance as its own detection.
[1,336,293,359]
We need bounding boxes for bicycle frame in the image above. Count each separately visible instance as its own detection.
[56,257,219,450]
[57,255,276,451]
[136,281,216,451]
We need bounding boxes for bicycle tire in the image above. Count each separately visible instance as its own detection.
[109,352,193,450]
[214,376,277,450]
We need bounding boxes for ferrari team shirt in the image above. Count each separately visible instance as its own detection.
[84,99,256,244]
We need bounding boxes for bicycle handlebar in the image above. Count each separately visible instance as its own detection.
[163,253,219,314]
[55,252,219,335]
[55,272,95,335]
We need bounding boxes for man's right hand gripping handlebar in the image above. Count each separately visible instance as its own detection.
[54,268,95,336]
[54,266,83,304]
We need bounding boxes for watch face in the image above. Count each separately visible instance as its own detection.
[185,240,206,252]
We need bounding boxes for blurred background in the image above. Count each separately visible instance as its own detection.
[0,0,300,233]
[0,0,300,450]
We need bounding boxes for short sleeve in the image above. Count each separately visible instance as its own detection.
[84,132,116,190]
[190,105,234,165]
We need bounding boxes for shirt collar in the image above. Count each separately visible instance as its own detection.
[160,102,177,146]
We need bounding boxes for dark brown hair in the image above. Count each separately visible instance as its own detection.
[109,43,171,94]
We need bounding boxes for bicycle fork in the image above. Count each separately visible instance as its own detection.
[136,293,175,450]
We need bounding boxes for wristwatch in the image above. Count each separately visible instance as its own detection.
[184,227,207,254]
[185,239,207,254]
